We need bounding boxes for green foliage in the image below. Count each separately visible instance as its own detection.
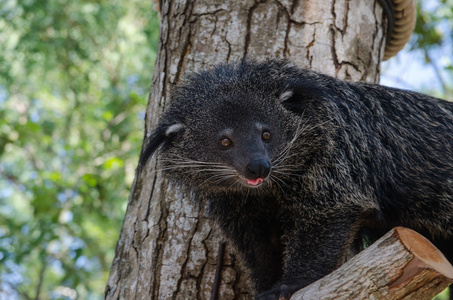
[0,0,159,298]
[413,0,453,49]
[411,0,453,97]
[434,287,450,300]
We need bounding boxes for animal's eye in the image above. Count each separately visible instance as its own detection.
[262,131,271,141]
[220,138,232,148]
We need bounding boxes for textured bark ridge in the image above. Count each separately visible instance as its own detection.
[291,227,453,300]
[105,1,386,299]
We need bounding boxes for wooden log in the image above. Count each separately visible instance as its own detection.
[291,227,453,300]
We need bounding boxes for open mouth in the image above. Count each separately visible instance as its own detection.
[245,178,264,186]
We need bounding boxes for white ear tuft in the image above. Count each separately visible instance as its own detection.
[279,90,294,102]
[165,123,184,136]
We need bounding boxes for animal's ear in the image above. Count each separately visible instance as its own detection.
[138,123,184,170]
[279,79,331,115]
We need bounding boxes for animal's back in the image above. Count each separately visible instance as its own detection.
[326,82,453,259]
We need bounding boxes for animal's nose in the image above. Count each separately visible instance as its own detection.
[246,158,271,179]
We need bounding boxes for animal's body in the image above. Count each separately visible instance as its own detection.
[140,59,453,299]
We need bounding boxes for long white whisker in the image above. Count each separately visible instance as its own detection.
[273,118,309,165]
[270,114,335,185]
[269,175,285,191]
[270,174,291,190]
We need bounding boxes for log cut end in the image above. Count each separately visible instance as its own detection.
[394,226,453,280]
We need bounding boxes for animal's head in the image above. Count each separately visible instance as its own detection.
[139,59,331,193]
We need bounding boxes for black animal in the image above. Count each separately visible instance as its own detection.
[139,59,453,299]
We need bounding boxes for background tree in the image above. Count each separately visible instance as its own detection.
[105,0,388,299]
[0,1,159,299]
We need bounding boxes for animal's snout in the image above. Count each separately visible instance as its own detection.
[246,158,271,180]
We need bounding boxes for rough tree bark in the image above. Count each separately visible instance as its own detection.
[105,0,387,299]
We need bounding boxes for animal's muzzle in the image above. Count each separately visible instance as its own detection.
[246,158,271,180]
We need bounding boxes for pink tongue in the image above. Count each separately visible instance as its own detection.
[246,178,263,186]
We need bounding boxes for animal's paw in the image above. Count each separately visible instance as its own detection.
[255,279,311,300]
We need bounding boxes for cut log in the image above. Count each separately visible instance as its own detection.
[291,227,453,300]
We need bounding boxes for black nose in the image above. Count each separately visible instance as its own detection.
[246,158,271,179]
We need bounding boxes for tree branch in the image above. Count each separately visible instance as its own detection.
[291,227,453,299]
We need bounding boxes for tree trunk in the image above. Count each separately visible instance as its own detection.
[105,0,387,299]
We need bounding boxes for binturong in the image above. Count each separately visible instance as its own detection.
[139,59,453,299]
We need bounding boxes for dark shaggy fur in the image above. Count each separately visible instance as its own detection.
[140,59,453,299]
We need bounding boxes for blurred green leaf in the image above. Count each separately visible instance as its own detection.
[0,0,159,298]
